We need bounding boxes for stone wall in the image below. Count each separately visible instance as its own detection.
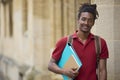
[92,0,120,80]
[0,0,120,80]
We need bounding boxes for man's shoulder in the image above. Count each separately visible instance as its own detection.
[56,36,68,46]
[56,33,75,45]
[94,35,108,47]
[93,34,106,41]
[58,36,68,41]
[97,36,106,43]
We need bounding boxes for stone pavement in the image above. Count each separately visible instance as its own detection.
[0,71,4,80]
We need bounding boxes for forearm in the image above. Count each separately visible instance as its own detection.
[48,58,79,78]
[99,59,107,80]
[99,68,107,80]
[48,62,64,75]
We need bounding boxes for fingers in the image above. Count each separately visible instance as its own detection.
[68,71,75,78]
[68,69,79,79]
[63,68,79,79]
[72,67,78,71]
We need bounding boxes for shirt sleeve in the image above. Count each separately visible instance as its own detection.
[100,38,109,59]
[52,37,67,62]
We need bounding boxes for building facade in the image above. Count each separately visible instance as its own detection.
[0,0,120,80]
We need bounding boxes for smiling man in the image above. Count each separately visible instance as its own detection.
[48,3,109,80]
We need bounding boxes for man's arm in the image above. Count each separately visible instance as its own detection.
[48,58,79,78]
[48,58,64,74]
[99,59,107,80]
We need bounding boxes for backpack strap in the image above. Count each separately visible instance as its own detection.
[94,35,101,68]
[67,35,73,46]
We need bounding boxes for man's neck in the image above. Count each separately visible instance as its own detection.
[77,31,90,41]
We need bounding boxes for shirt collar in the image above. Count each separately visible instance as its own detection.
[72,31,95,40]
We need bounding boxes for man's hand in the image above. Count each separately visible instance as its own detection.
[63,67,79,79]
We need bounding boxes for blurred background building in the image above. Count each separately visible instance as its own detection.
[0,0,120,80]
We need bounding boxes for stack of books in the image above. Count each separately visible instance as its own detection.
[57,43,82,80]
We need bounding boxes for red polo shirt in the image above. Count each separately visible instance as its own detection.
[52,32,109,80]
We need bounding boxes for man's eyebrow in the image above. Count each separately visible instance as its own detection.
[81,17,93,19]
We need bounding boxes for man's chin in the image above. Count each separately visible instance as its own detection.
[81,30,90,33]
[79,28,90,33]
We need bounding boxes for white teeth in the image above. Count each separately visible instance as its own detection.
[84,26,88,28]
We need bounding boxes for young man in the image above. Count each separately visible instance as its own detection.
[48,3,109,80]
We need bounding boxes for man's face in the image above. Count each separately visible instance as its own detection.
[78,12,95,33]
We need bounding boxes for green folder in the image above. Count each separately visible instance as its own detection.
[57,43,82,80]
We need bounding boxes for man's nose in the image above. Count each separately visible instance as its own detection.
[84,20,89,25]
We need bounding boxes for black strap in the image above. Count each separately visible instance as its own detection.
[67,35,73,46]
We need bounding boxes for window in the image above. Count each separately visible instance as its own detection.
[0,0,13,37]
[22,0,28,34]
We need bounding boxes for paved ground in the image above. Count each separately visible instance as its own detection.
[0,71,4,80]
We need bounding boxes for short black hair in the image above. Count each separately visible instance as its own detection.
[78,3,99,20]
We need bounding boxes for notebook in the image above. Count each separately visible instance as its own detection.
[57,43,82,80]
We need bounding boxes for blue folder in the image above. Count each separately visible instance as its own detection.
[57,43,82,80]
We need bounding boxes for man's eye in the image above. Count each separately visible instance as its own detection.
[81,18,86,21]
